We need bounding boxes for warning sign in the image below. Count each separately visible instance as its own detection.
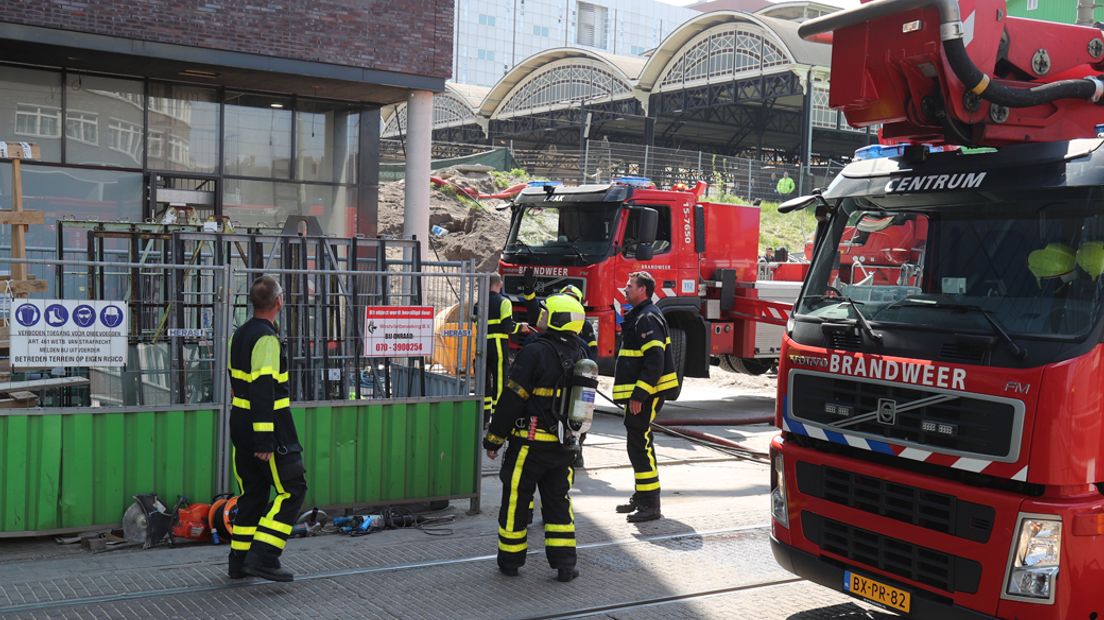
[11,299,128,367]
[364,306,434,358]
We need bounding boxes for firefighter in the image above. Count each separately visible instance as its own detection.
[483,294,588,583]
[612,271,680,523]
[485,272,529,423]
[226,275,308,582]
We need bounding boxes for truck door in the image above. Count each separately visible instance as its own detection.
[623,204,683,299]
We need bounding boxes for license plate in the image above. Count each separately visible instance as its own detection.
[844,570,911,614]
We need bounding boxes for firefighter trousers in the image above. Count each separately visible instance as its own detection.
[497,441,576,571]
[485,336,508,421]
[624,398,663,505]
[230,448,308,565]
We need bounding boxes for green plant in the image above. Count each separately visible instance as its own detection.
[490,168,531,189]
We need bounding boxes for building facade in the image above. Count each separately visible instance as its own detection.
[454,0,696,86]
[0,0,452,250]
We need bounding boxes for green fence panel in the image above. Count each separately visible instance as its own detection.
[291,398,481,509]
[1,408,220,535]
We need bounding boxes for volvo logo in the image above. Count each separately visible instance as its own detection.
[876,398,897,425]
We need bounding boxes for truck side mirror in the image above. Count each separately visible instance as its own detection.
[635,207,658,244]
[635,243,654,261]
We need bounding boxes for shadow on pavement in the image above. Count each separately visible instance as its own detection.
[788,602,900,619]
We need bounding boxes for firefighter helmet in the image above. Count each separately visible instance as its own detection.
[559,284,583,303]
[1077,241,1104,280]
[538,294,585,334]
[1027,242,1076,285]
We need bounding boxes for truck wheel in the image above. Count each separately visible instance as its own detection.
[669,326,687,384]
[718,355,773,376]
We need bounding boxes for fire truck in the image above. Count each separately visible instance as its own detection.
[770,0,1104,618]
[498,180,806,379]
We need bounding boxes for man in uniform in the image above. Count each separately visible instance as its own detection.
[485,273,528,424]
[556,284,596,468]
[226,275,308,582]
[612,271,680,523]
[483,294,588,583]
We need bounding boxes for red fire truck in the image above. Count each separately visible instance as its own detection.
[770,1,1104,618]
[498,181,806,378]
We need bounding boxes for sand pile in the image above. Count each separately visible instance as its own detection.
[378,165,518,272]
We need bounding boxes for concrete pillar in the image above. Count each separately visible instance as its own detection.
[403,90,433,262]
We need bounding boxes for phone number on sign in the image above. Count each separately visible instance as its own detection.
[374,342,424,353]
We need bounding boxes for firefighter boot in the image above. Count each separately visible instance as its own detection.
[243,552,294,582]
[557,567,580,583]
[627,497,661,523]
[228,550,247,579]
[499,566,520,577]
[615,494,638,514]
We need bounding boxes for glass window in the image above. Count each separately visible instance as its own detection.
[223,92,292,178]
[296,101,359,184]
[148,83,218,173]
[0,162,143,255]
[223,180,356,238]
[66,74,144,167]
[1,67,62,161]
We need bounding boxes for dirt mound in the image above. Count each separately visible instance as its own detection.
[378,166,521,272]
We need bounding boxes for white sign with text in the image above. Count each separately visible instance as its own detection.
[11,300,128,367]
[364,306,434,358]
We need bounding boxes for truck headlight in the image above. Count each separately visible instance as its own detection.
[1004,514,1061,603]
[770,451,788,528]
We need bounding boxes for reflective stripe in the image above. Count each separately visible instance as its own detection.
[264,457,291,536]
[587,340,597,348]
[488,333,510,339]
[544,523,574,532]
[259,517,293,535]
[505,445,530,531]
[656,372,679,391]
[531,387,562,397]
[545,538,576,547]
[511,428,559,442]
[640,339,665,352]
[498,541,528,553]
[252,422,274,432]
[232,525,256,536]
[507,379,530,400]
[634,470,658,480]
[230,366,284,382]
[232,447,244,495]
[230,540,252,551]
[252,531,286,550]
[498,527,527,540]
[618,348,643,357]
[232,397,251,409]
[636,481,661,492]
[635,380,657,394]
[485,433,506,446]
[274,397,290,410]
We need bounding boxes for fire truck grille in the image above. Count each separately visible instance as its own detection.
[796,462,994,543]
[789,372,1020,459]
[503,275,587,298]
[802,512,982,594]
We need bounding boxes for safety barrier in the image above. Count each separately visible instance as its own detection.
[0,257,488,536]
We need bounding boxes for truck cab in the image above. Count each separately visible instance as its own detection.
[499,181,799,378]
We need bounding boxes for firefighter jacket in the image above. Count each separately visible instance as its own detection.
[228,317,300,453]
[486,291,522,341]
[484,331,587,448]
[613,300,680,403]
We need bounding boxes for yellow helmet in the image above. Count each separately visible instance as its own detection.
[1077,241,1104,280]
[559,284,583,303]
[539,294,585,334]
[1027,243,1076,285]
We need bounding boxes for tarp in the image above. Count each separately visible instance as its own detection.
[381,147,517,182]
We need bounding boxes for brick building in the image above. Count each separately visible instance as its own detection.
[0,0,453,248]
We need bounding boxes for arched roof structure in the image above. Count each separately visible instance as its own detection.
[382,82,488,141]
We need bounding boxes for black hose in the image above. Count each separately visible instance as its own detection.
[943,39,1103,108]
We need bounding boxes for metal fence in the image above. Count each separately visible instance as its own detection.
[0,257,489,409]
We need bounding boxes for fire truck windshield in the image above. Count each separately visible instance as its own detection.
[797,191,1104,340]
[503,203,619,264]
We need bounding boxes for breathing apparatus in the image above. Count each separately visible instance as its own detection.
[535,294,598,447]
